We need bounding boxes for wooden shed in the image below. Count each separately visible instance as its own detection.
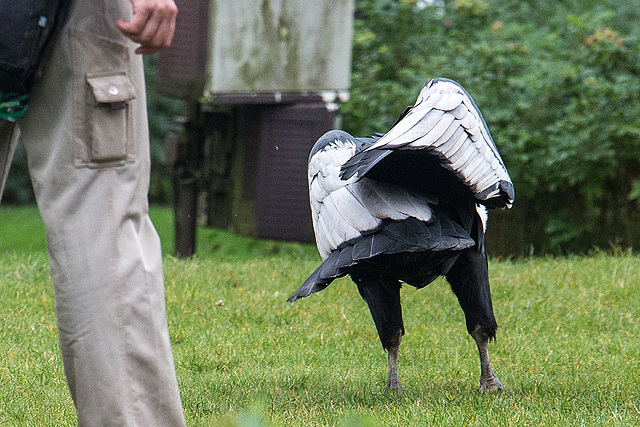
[158,0,354,254]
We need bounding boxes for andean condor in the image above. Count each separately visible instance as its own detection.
[288,78,514,393]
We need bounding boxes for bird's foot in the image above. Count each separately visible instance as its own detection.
[478,373,510,394]
[384,381,404,397]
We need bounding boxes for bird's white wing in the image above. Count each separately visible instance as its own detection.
[356,78,514,208]
[309,135,434,260]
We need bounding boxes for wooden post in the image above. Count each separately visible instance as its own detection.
[172,102,203,258]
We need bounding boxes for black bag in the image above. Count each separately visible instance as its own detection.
[0,0,70,95]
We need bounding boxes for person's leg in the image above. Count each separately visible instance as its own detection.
[0,120,20,204]
[19,1,185,425]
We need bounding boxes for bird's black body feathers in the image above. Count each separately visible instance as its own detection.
[287,212,475,303]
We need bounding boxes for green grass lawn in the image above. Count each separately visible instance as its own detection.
[1,206,639,426]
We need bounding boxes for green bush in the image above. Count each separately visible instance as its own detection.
[342,0,640,254]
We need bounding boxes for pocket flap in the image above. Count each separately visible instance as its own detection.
[86,73,136,104]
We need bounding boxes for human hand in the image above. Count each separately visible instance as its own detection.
[117,0,178,54]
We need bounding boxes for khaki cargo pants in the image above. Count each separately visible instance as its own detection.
[0,1,186,425]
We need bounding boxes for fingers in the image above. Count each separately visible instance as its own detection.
[117,0,178,54]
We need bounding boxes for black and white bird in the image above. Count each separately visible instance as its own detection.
[287,78,514,393]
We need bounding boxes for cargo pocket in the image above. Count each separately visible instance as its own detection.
[84,72,136,164]
[70,28,136,168]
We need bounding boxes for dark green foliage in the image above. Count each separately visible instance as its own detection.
[342,0,640,254]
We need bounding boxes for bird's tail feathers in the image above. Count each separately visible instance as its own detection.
[287,265,331,302]
[287,247,353,302]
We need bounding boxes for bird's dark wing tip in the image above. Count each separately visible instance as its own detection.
[286,293,304,303]
[476,180,515,208]
[287,282,327,303]
[500,180,515,202]
[287,247,355,302]
[339,161,358,181]
[340,149,393,182]
[287,266,326,302]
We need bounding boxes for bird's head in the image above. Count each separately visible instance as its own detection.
[308,130,355,162]
[417,77,463,105]
[423,77,459,90]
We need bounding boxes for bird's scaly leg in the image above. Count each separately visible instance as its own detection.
[385,330,403,394]
[471,326,507,393]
